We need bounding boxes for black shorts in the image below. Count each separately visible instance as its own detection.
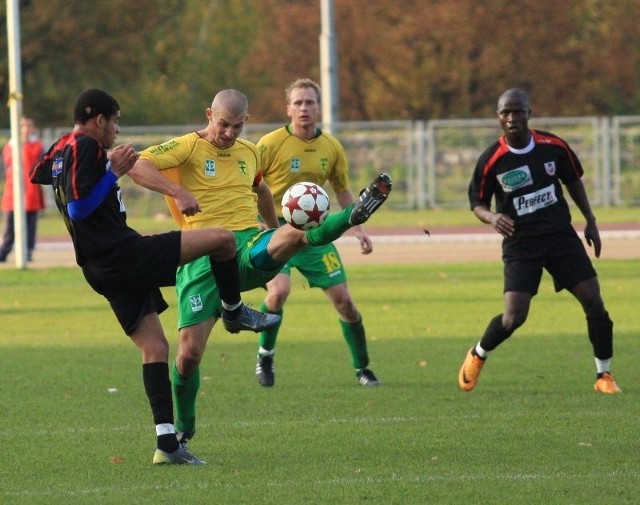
[81,231,182,335]
[502,227,597,295]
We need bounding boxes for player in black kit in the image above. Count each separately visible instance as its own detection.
[458,88,621,394]
[30,88,279,465]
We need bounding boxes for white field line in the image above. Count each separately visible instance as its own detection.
[3,412,635,499]
[0,409,618,440]
[5,469,638,499]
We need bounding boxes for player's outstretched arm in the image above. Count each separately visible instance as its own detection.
[129,159,201,216]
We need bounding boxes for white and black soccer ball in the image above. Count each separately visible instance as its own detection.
[281,182,330,230]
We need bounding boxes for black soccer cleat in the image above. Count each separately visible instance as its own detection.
[349,173,392,225]
[256,354,275,387]
[356,368,381,386]
[223,304,281,334]
[152,444,206,465]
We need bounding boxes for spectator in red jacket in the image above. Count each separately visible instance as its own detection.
[1,116,46,262]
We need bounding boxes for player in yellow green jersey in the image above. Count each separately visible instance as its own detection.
[255,78,381,388]
[129,89,392,451]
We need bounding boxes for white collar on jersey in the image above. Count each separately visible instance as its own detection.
[507,133,535,155]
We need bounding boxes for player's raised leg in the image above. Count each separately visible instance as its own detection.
[349,172,393,225]
[180,227,280,333]
[305,172,392,247]
[263,172,393,263]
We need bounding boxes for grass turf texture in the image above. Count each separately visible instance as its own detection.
[33,204,640,238]
[1,262,638,504]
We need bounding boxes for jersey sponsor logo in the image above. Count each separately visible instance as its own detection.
[497,166,532,192]
[237,160,247,175]
[189,294,203,312]
[514,183,557,216]
[544,161,556,176]
[290,158,301,173]
[204,159,216,176]
[149,140,179,155]
[52,157,63,177]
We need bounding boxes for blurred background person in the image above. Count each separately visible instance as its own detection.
[0,116,46,262]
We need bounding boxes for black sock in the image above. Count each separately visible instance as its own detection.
[142,362,178,453]
[209,255,241,307]
[142,362,173,425]
[157,433,179,453]
[587,310,613,359]
[479,314,513,352]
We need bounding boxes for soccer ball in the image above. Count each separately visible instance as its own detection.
[281,182,330,230]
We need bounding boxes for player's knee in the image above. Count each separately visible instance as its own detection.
[334,298,359,321]
[267,288,290,308]
[176,348,204,375]
[502,311,527,331]
[581,294,606,316]
[209,228,236,260]
[286,227,307,249]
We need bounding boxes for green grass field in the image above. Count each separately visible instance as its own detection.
[32,203,640,239]
[1,260,638,504]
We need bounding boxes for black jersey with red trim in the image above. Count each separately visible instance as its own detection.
[31,132,139,265]
[468,130,584,239]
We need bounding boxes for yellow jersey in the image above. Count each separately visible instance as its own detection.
[257,126,350,218]
[139,132,262,231]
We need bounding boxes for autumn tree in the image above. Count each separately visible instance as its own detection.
[1,0,639,126]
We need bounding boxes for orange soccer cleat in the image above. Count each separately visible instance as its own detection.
[593,372,622,394]
[458,347,486,392]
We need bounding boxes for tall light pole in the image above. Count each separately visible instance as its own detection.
[6,0,28,269]
[319,0,339,134]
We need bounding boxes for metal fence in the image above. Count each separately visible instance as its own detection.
[4,116,639,211]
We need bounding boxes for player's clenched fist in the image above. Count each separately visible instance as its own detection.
[108,143,139,177]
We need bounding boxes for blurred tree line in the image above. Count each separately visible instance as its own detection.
[1,0,639,127]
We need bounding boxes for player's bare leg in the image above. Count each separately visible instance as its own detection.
[180,227,280,333]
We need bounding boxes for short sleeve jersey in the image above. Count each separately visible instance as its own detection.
[257,126,350,217]
[30,132,138,265]
[468,130,584,238]
[139,132,262,231]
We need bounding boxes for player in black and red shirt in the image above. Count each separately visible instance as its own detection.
[459,88,621,394]
[30,88,280,465]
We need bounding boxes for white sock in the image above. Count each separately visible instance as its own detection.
[156,423,175,437]
[595,358,611,374]
[258,347,274,357]
[474,343,488,358]
[221,300,242,311]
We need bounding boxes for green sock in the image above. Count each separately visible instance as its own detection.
[258,302,283,351]
[339,318,369,369]
[305,205,353,246]
[171,362,200,438]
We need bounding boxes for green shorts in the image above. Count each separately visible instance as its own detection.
[175,228,282,328]
[281,241,348,288]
